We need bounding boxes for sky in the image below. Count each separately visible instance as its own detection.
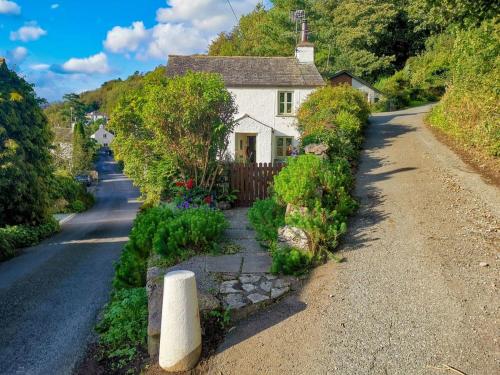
[0,0,270,102]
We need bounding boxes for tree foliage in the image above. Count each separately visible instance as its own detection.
[0,61,53,226]
[209,0,436,82]
[428,19,500,157]
[71,122,94,174]
[109,71,237,203]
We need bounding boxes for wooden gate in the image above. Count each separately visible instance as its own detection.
[229,163,283,206]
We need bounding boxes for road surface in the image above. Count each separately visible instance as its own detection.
[0,152,140,375]
[205,105,499,374]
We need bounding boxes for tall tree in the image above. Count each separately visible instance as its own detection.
[0,60,53,226]
[110,71,237,203]
[71,122,92,174]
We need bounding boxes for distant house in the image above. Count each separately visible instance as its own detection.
[166,20,325,164]
[329,70,383,104]
[91,124,114,147]
[85,111,108,123]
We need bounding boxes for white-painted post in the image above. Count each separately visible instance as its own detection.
[159,270,202,372]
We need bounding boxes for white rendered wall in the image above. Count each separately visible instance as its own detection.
[227,86,317,163]
[91,126,115,146]
[295,46,314,64]
[352,78,381,104]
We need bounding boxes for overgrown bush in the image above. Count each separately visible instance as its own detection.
[152,208,228,261]
[270,245,312,276]
[0,218,60,261]
[113,205,228,290]
[247,198,285,243]
[274,155,354,209]
[274,156,356,255]
[49,172,94,213]
[95,288,148,367]
[297,85,370,137]
[298,85,370,162]
[428,19,499,157]
[113,205,176,289]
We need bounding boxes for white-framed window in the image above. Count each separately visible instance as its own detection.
[276,136,293,158]
[278,91,293,115]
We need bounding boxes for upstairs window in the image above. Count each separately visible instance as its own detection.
[278,91,293,115]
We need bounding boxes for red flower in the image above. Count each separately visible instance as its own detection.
[175,181,184,187]
[204,196,212,204]
[186,178,194,190]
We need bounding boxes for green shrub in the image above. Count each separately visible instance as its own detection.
[152,208,228,261]
[270,246,312,276]
[113,205,227,289]
[0,235,14,261]
[247,198,285,243]
[70,200,86,213]
[0,218,60,261]
[301,111,363,162]
[274,155,324,207]
[428,19,499,157]
[113,205,176,289]
[297,85,370,137]
[274,155,354,210]
[95,287,148,367]
[49,172,95,213]
[298,86,369,161]
[273,155,356,255]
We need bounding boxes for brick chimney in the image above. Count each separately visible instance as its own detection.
[295,19,314,64]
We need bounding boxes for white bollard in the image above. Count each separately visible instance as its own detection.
[159,270,202,372]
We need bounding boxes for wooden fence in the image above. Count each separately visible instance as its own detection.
[229,162,283,206]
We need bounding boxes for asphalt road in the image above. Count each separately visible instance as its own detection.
[205,105,499,374]
[0,151,140,375]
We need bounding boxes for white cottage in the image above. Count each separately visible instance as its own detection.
[166,28,325,164]
[90,124,114,147]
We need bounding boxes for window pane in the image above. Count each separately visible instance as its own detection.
[279,92,285,103]
[287,102,292,113]
[287,92,292,103]
[286,138,292,146]
[277,137,283,147]
[279,102,285,114]
[277,147,283,157]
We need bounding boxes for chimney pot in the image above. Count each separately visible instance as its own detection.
[301,19,308,43]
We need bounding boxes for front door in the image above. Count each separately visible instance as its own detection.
[246,136,256,163]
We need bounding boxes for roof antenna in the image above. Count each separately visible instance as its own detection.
[290,10,306,45]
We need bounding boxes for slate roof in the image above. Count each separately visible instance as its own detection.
[166,55,325,87]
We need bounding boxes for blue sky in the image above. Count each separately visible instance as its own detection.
[0,1,270,101]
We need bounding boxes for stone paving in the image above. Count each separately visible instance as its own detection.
[219,273,296,313]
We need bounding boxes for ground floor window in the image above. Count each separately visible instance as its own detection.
[276,137,293,159]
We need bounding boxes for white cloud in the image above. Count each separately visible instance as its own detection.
[51,3,59,9]
[62,52,110,74]
[10,23,47,42]
[5,46,28,65]
[103,0,260,61]
[146,23,209,59]
[0,0,21,15]
[30,63,50,71]
[104,21,149,53]
[156,0,259,31]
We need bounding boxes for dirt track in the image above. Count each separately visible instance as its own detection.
[204,105,500,375]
